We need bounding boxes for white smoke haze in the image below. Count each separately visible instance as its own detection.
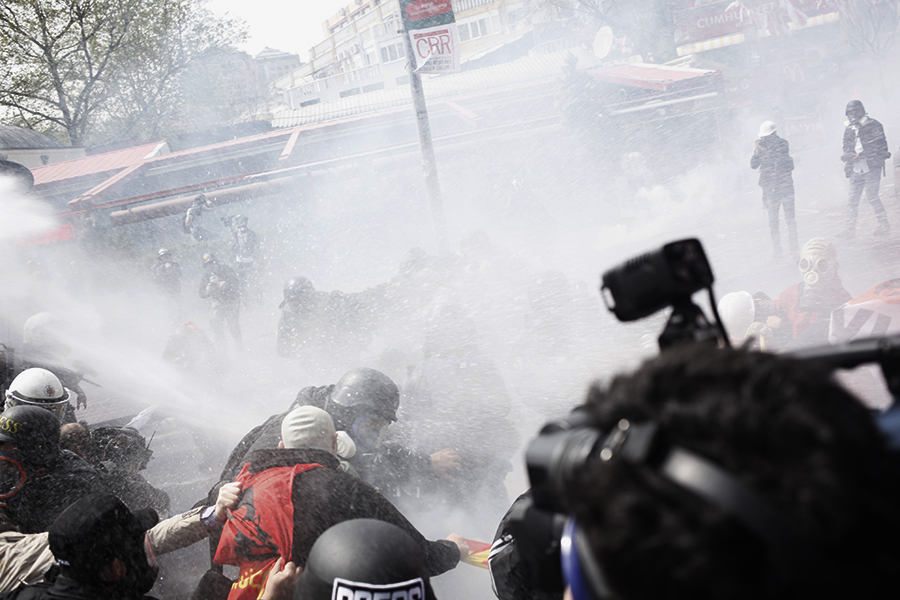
[3,20,900,600]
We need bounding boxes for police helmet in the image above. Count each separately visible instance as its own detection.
[328,368,399,425]
[5,368,71,423]
[845,99,865,115]
[23,312,61,348]
[293,519,437,600]
[157,248,171,259]
[0,405,61,467]
[284,277,315,300]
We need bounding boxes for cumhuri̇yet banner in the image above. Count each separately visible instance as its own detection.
[674,0,838,45]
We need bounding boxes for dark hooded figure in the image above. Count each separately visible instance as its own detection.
[0,494,160,600]
[841,99,890,237]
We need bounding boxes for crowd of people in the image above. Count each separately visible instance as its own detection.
[0,99,897,600]
[1,319,900,600]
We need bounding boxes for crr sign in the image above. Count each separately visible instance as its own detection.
[400,0,460,73]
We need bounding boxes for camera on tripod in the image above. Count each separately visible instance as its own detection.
[600,238,729,349]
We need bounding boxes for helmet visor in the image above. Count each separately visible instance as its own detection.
[352,415,391,450]
[5,392,69,423]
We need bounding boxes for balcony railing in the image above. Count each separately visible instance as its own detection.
[452,0,493,12]
[292,62,384,102]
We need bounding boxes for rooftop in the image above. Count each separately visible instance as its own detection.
[0,125,63,150]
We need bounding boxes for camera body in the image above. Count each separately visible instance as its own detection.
[601,238,713,322]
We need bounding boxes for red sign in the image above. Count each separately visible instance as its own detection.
[19,223,75,247]
[405,0,452,22]
[674,0,838,45]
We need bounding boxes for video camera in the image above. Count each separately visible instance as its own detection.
[506,238,900,599]
[600,238,728,349]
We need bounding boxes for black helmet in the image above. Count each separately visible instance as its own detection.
[91,427,153,472]
[293,519,437,600]
[284,277,314,300]
[845,99,865,115]
[0,405,60,467]
[328,368,399,425]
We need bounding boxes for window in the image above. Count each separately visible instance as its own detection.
[458,14,499,40]
[379,42,405,63]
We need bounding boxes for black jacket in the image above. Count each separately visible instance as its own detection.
[842,116,891,176]
[0,574,146,600]
[12,451,110,534]
[240,448,459,574]
[751,134,794,194]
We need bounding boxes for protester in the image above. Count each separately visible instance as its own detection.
[841,99,891,237]
[0,483,241,593]
[213,406,466,600]
[751,120,798,256]
[760,237,852,348]
[215,368,461,501]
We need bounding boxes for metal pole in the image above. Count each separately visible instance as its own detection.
[402,28,449,253]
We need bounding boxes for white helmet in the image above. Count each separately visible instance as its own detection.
[717,291,756,340]
[23,313,60,347]
[4,368,71,422]
[758,121,777,138]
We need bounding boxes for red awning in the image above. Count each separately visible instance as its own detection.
[587,64,720,92]
[31,142,167,187]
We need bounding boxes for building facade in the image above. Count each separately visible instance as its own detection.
[276,0,534,108]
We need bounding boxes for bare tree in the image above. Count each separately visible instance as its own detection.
[0,0,245,147]
[839,0,900,59]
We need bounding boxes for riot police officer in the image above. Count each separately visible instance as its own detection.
[199,253,242,349]
[151,248,182,296]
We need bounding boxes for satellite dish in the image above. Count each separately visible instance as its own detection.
[593,26,614,60]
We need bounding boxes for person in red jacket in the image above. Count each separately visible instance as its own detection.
[214,406,466,600]
[771,238,851,347]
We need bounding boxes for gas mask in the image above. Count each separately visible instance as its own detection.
[798,254,834,287]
